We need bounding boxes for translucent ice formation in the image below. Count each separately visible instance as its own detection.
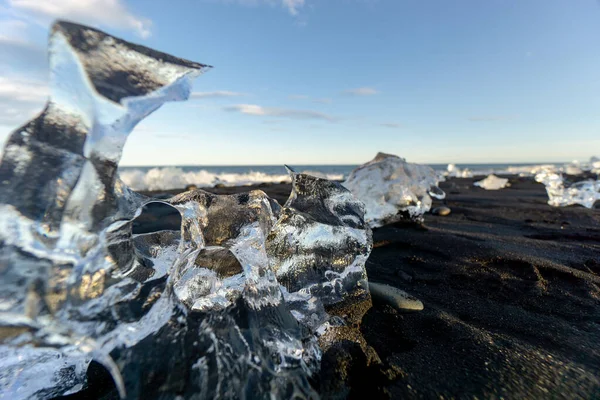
[473,174,509,190]
[0,21,372,399]
[343,152,445,227]
[535,172,600,208]
[267,167,371,328]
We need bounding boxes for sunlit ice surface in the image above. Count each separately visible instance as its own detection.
[0,21,372,399]
[343,152,445,228]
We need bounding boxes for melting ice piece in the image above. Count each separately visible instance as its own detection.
[343,152,445,227]
[473,174,509,190]
[122,189,321,399]
[0,20,209,399]
[0,21,323,399]
[165,189,283,312]
[266,167,372,328]
[535,172,600,209]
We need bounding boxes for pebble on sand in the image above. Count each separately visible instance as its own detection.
[368,282,424,312]
[432,206,451,216]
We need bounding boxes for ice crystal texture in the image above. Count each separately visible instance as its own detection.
[267,168,372,328]
[0,21,371,399]
[343,152,445,227]
[473,174,509,190]
[535,172,600,209]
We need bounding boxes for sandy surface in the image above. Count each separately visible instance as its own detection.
[129,176,600,399]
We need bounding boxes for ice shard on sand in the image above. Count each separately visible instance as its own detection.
[343,152,445,228]
[535,171,599,209]
[0,21,373,399]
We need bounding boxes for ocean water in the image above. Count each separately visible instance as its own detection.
[118,163,558,191]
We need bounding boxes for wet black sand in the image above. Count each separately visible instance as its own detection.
[134,177,600,399]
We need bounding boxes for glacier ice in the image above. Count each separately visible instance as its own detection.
[0,21,372,399]
[473,174,509,190]
[535,171,599,209]
[343,152,445,227]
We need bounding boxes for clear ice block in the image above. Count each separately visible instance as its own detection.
[343,152,445,227]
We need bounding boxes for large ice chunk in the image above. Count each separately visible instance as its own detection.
[0,21,373,399]
[473,174,509,190]
[343,152,445,227]
[535,172,599,209]
[0,20,208,399]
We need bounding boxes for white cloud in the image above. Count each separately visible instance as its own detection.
[224,104,336,121]
[191,91,246,99]
[217,0,306,16]
[380,123,401,128]
[289,95,332,104]
[0,19,29,38]
[0,77,48,126]
[282,0,305,16]
[468,116,515,122]
[0,36,47,75]
[8,0,152,38]
[288,94,308,100]
[343,87,379,96]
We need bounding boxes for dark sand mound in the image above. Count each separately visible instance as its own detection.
[365,176,600,399]
[135,177,600,399]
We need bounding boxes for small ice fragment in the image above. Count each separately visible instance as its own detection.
[343,152,445,227]
[474,174,509,190]
[535,172,599,209]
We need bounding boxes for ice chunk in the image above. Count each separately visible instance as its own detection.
[166,189,283,312]
[0,21,375,399]
[473,174,509,190]
[0,21,326,399]
[0,20,209,399]
[535,172,599,208]
[266,167,372,328]
[343,152,445,227]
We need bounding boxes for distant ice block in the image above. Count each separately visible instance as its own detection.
[473,174,510,190]
[343,152,445,227]
[535,171,599,209]
[0,21,374,399]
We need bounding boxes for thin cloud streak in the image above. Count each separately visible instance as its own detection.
[0,77,48,126]
[7,0,152,38]
[224,104,337,121]
[343,87,379,96]
[468,115,517,122]
[191,91,246,99]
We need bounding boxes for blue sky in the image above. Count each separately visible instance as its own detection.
[0,0,599,165]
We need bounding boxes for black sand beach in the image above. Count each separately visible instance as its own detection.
[133,176,600,399]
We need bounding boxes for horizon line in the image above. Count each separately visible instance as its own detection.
[118,160,571,168]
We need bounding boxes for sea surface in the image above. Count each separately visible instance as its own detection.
[118,163,559,191]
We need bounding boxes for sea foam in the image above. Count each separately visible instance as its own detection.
[119,166,344,191]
